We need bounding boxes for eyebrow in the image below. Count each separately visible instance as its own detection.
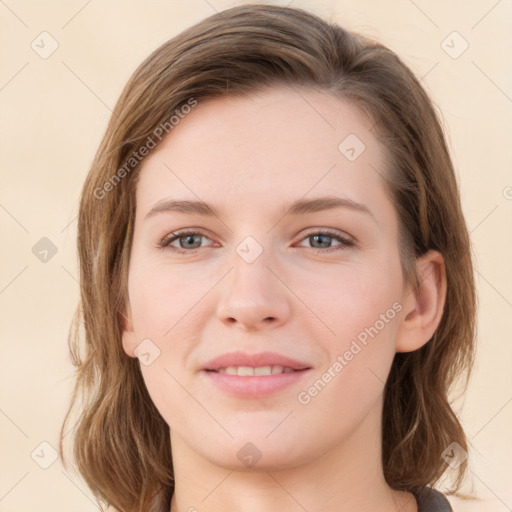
[144,195,375,221]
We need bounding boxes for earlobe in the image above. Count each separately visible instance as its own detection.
[119,305,138,358]
[395,250,447,353]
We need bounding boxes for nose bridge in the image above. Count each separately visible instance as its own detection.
[215,233,291,329]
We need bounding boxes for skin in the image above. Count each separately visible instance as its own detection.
[121,87,447,512]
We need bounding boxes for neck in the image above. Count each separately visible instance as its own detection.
[169,396,417,512]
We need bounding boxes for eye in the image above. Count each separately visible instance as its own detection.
[295,229,355,251]
[157,228,355,253]
[158,229,213,252]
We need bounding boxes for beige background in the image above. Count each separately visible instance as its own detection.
[1,0,511,510]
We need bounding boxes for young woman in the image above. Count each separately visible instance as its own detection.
[60,4,477,512]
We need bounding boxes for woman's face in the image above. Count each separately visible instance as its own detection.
[122,87,411,470]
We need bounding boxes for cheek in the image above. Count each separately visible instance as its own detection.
[292,256,401,340]
[127,255,208,336]
[125,258,210,419]
[296,261,401,403]
[295,307,398,443]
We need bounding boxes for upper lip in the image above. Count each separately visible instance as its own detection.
[201,351,312,371]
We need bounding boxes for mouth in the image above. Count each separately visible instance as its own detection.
[206,365,309,376]
[201,350,312,373]
[200,351,312,397]
[202,365,312,398]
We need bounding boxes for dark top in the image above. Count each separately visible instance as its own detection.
[416,487,453,512]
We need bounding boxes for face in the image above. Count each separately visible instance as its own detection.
[121,87,409,470]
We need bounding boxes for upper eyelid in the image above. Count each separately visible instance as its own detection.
[297,227,354,241]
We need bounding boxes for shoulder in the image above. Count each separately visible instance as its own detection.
[415,487,453,512]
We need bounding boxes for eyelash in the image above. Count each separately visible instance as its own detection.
[157,228,355,253]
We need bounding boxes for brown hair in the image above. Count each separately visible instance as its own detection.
[59,4,477,511]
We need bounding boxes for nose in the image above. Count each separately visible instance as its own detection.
[216,249,292,331]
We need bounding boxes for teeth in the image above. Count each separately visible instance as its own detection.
[216,365,297,376]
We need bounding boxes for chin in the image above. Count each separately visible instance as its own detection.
[208,448,305,472]
[195,433,311,472]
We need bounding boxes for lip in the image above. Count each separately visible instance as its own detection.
[200,351,312,399]
[201,350,311,371]
[202,368,312,398]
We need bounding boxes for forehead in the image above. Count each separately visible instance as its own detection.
[135,87,393,224]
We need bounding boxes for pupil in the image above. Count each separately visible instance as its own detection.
[183,235,200,248]
[313,234,330,248]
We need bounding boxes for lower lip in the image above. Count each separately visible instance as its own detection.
[202,369,311,398]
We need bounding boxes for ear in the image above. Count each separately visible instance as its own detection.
[395,250,447,353]
[119,303,138,358]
